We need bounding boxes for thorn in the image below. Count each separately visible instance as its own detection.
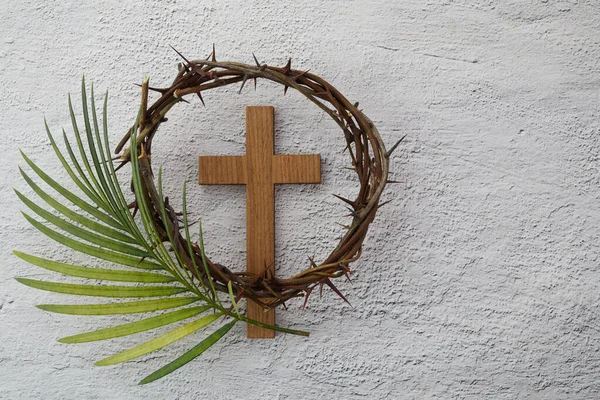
[169,45,192,67]
[238,74,248,94]
[253,261,272,282]
[332,193,356,207]
[344,207,360,218]
[211,43,216,61]
[221,305,235,321]
[344,130,355,144]
[353,101,360,108]
[291,69,310,81]
[134,83,169,94]
[283,85,289,96]
[114,160,128,172]
[302,287,313,310]
[335,222,350,229]
[251,53,267,70]
[234,289,244,304]
[323,278,352,306]
[252,53,261,67]
[385,134,406,158]
[344,270,352,283]
[378,199,393,209]
[386,180,402,184]
[282,58,292,75]
[196,92,205,107]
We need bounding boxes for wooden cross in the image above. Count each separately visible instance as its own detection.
[198,106,321,338]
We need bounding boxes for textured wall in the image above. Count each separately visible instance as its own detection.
[1,1,599,399]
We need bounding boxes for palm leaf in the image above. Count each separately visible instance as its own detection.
[37,297,200,316]
[68,88,111,210]
[21,213,162,270]
[20,150,122,229]
[60,306,211,343]
[14,251,173,283]
[15,192,148,257]
[44,118,104,211]
[18,168,137,244]
[15,78,308,385]
[95,312,223,366]
[139,321,236,385]
[227,280,240,316]
[16,278,186,298]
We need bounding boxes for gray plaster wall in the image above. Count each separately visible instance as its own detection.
[1,1,599,399]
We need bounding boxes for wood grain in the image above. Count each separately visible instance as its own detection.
[198,106,321,338]
[245,106,276,338]
[199,156,246,184]
[273,155,321,184]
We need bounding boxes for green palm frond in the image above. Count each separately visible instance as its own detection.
[14,77,308,384]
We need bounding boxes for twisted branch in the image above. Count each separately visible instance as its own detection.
[115,50,393,309]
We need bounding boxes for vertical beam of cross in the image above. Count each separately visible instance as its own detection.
[198,106,321,338]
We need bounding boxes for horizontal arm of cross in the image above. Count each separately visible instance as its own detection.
[272,154,321,184]
[198,155,246,185]
[199,154,321,185]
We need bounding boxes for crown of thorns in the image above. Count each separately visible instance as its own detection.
[115,47,400,310]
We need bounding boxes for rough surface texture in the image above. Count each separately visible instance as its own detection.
[1,1,599,398]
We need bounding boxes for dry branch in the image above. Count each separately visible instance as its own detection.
[115,50,390,309]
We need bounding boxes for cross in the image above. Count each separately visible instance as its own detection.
[198,106,321,338]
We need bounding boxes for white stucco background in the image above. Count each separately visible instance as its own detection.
[1,1,599,398]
